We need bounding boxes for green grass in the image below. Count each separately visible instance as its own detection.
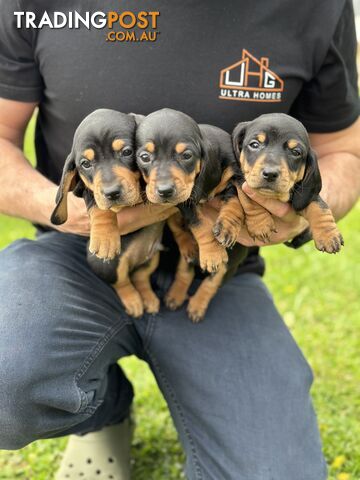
[0,119,359,480]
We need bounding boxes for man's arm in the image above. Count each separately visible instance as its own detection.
[0,98,91,235]
[0,98,176,235]
[309,118,360,220]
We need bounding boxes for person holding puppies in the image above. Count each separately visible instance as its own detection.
[0,1,359,479]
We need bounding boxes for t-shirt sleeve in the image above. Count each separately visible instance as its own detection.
[290,0,359,133]
[0,0,43,102]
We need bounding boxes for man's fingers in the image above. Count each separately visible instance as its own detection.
[242,183,291,218]
[117,204,177,234]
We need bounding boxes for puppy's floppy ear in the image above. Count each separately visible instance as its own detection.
[193,136,222,203]
[231,121,250,158]
[292,148,322,211]
[51,152,78,225]
[129,113,145,126]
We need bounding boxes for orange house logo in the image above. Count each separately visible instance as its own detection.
[219,49,284,102]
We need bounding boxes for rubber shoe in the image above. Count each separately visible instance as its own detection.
[55,417,134,480]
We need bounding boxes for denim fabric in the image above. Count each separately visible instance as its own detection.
[0,232,327,480]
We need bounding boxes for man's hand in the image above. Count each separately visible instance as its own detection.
[117,204,177,235]
[207,183,308,248]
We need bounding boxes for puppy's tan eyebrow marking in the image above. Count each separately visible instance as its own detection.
[145,142,155,153]
[256,133,266,143]
[112,139,125,151]
[83,148,95,161]
[175,142,187,154]
[287,139,298,149]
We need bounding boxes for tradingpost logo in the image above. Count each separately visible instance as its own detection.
[14,10,161,43]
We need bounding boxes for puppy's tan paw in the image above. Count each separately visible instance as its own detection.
[213,218,242,249]
[164,287,188,311]
[142,292,160,314]
[199,244,228,274]
[89,233,121,260]
[314,228,344,254]
[121,291,144,318]
[187,297,208,323]
[245,212,276,243]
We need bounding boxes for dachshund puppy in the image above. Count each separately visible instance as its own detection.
[231,113,343,253]
[51,109,162,317]
[135,108,247,322]
[135,108,244,270]
[51,108,142,259]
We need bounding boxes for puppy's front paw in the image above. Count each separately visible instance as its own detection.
[213,218,242,249]
[313,227,344,254]
[164,286,188,311]
[199,243,228,273]
[187,296,208,323]
[142,291,160,314]
[245,212,276,243]
[177,235,198,264]
[121,290,144,318]
[89,232,121,260]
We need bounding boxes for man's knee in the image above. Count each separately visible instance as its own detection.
[0,239,84,449]
[0,363,45,449]
[0,345,90,450]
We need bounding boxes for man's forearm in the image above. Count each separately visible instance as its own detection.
[318,152,360,221]
[0,138,57,225]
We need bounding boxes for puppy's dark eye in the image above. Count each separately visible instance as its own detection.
[182,150,193,160]
[139,152,151,163]
[249,141,260,150]
[80,159,92,169]
[122,148,133,157]
[291,149,302,157]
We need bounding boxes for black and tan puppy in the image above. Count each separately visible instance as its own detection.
[51,108,142,259]
[135,108,247,322]
[231,113,343,253]
[51,109,162,317]
[135,108,244,268]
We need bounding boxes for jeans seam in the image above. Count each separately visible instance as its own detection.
[143,313,157,352]
[74,319,132,413]
[144,320,203,480]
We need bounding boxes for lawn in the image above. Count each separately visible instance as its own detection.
[0,118,359,480]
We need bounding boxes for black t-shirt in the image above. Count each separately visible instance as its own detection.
[0,0,359,275]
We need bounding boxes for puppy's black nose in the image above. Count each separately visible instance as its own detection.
[103,186,122,201]
[157,184,175,198]
[262,168,280,182]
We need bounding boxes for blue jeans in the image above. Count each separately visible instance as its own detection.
[0,232,327,479]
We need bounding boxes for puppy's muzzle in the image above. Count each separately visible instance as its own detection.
[156,182,176,200]
[261,167,280,183]
[102,184,122,202]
